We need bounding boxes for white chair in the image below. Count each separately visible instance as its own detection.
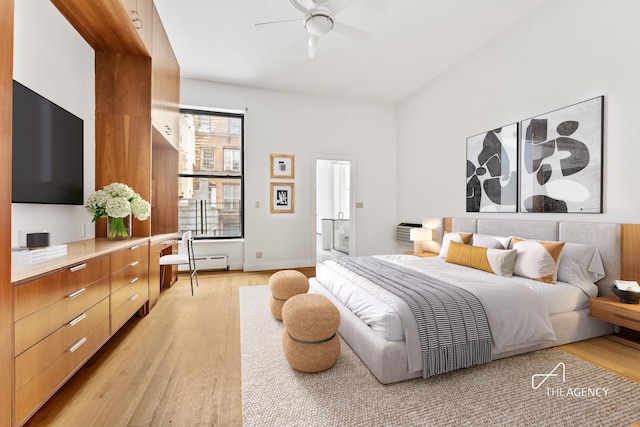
[159,230,199,296]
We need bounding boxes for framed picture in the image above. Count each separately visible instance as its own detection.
[466,123,518,212]
[270,154,295,179]
[270,182,294,213]
[520,96,603,213]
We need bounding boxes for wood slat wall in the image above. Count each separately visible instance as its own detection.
[0,0,14,424]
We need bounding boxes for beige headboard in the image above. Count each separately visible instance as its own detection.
[446,217,622,296]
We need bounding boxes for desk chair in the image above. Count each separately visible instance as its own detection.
[160,230,199,296]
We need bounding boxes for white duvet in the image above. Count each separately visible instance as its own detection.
[315,255,574,373]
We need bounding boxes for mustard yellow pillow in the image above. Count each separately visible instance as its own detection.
[445,241,517,277]
[438,232,473,258]
[512,237,565,284]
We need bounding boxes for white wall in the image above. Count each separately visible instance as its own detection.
[12,0,95,247]
[181,79,397,270]
[396,0,640,225]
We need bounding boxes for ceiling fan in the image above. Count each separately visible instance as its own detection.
[255,0,370,59]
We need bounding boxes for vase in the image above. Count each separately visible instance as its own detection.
[107,215,131,240]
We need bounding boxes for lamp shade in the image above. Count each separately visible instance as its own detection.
[410,228,432,242]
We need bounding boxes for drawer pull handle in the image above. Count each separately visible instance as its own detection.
[69,263,87,273]
[68,288,87,299]
[68,313,87,326]
[68,337,87,353]
[129,293,139,302]
[129,277,139,284]
[129,260,139,267]
[129,245,140,250]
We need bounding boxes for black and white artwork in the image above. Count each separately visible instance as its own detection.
[466,123,518,212]
[520,97,603,213]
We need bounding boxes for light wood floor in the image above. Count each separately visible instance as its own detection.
[24,270,639,427]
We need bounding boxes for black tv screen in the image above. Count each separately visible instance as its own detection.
[12,80,84,205]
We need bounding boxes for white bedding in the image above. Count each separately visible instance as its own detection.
[315,254,576,373]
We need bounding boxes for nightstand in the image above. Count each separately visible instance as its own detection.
[590,295,640,332]
[404,251,438,258]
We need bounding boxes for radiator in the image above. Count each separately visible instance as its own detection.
[396,223,421,242]
[192,254,228,271]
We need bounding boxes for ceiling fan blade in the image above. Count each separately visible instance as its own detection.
[255,19,301,30]
[289,0,309,13]
[333,22,371,40]
[307,35,320,59]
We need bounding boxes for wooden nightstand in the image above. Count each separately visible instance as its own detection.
[404,251,438,257]
[590,295,640,332]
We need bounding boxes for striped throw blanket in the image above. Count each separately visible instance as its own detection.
[335,257,491,378]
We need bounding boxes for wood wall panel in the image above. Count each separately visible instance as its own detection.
[151,132,178,235]
[620,224,640,282]
[0,0,14,424]
[95,52,152,238]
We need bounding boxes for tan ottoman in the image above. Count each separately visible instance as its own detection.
[281,293,340,373]
[269,270,309,320]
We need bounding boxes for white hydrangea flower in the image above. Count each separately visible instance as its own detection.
[131,197,151,220]
[105,196,131,218]
[104,182,135,200]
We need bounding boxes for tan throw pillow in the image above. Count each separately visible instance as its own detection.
[512,237,565,284]
[445,241,517,277]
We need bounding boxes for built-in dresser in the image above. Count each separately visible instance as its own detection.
[11,238,152,426]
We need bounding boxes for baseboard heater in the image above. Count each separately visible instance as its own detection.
[192,254,229,271]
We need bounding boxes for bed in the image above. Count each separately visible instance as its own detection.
[309,218,619,384]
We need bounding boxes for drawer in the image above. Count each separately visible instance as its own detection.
[591,298,640,331]
[15,276,110,356]
[111,242,149,273]
[111,257,149,293]
[15,297,110,391]
[14,309,110,425]
[111,275,149,333]
[14,256,110,321]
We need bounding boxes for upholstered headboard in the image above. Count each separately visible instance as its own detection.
[449,217,621,296]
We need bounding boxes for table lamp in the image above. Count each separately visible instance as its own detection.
[410,228,433,254]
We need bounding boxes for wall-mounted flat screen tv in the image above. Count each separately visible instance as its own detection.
[12,80,84,205]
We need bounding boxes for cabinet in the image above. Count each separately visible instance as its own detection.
[151,4,180,148]
[13,257,111,425]
[121,0,153,52]
[110,243,149,333]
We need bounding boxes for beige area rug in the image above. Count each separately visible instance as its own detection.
[240,285,640,426]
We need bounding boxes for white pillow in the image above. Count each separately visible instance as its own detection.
[512,238,565,284]
[557,242,605,283]
[438,232,473,258]
[472,234,511,250]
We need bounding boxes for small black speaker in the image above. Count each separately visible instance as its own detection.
[26,232,50,249]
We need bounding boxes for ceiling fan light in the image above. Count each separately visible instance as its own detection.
[305,13,334,36]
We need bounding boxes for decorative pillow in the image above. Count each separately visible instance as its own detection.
[445,241,517,277]
[512,237,565,284]
[438,232,473,258]
[557,242,605,283]
[472,234,511,249]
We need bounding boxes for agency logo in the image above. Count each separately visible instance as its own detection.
[531,361,610,398]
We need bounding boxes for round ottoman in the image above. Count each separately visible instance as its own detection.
[281,293,340,373]
[269,270,309,320]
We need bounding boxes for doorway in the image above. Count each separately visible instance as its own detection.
[314,156,354,263]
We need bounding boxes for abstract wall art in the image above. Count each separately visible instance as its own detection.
[466,123,518,212]
[520,97,603,213]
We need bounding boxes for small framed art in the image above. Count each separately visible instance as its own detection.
[270,182,294,213]
[270,154,295,179]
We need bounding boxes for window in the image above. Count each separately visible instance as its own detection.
[224,148,241,172]
[179,109,243,239]
[201,147,216,171]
